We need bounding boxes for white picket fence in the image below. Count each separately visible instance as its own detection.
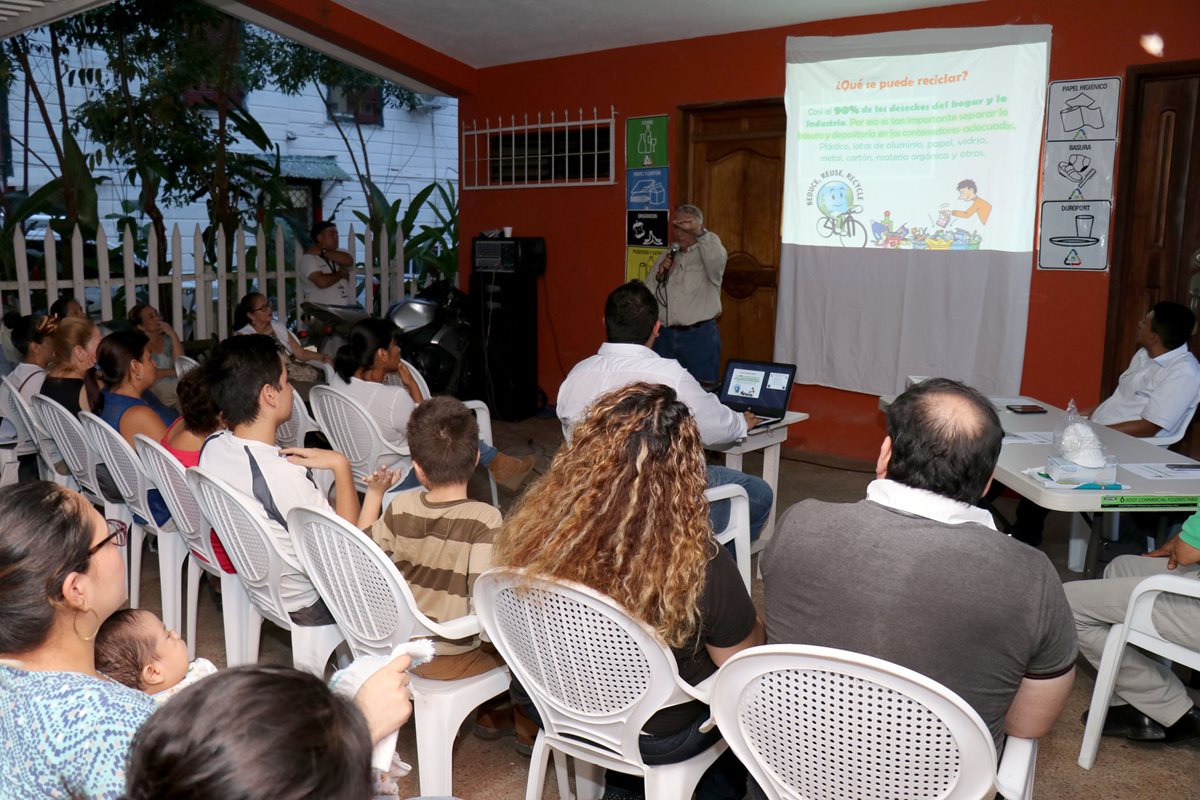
[2,222,408,341]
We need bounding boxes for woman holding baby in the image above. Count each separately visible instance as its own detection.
[0,481,416,800]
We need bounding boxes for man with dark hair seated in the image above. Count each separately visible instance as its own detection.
[764,378,1077,750]
[1005,301,1200,546]
[557,280,773,538]
[199,334,361,626]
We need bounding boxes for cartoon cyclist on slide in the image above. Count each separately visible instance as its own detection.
[814,180,867,247]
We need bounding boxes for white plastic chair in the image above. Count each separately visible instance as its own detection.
[309,384,410,490]
[400,358,500,506]
[1,375,62,482]
[134,434,250,662]
[704,644,1037,800]
[289,505,510,798]
[32,395,133,584]
[1078,573,1200,769]
[276,385,321,449]
[705,484,751,592]
[174,355,200,378]
[185,466,345,674]
[81,412,182,630]
[473,568,726,800]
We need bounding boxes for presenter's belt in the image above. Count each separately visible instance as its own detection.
[667,317,716,331]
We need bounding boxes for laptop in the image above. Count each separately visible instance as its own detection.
[717,359,797,430]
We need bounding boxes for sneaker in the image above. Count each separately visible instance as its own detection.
[515,703,537,756]
[473,704,516,740]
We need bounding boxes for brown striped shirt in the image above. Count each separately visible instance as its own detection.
[368,492,501,655]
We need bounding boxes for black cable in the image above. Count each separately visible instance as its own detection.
[539,272,568,378]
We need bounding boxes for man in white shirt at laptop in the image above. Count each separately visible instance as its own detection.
[1007,301,1200,546]
[558,280,773,537]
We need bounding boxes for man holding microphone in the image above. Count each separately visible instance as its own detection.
[652,203,728,384]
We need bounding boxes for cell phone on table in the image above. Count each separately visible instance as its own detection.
[1006,404,1047,414]
[1165,463,1200,472]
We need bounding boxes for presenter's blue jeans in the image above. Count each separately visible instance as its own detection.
[708,464,772,542]
[653,318,721,384]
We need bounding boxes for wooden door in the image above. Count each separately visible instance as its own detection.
[682,102,785,367]
[1105,61,1200,454]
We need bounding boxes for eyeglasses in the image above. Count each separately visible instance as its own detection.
[250,303,272,313]
[89,519,128,555]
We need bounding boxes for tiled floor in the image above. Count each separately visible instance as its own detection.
[136,415,1200,799]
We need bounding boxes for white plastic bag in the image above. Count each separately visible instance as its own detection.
[1054,399,1107,468]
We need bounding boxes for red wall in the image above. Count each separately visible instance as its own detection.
[454,0,1199,462]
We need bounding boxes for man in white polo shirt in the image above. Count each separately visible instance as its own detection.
[558,281,772,537]
[1007,301,1200,546]
[1089,302,1200,438]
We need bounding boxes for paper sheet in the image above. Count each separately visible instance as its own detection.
[1122,463,1200,481]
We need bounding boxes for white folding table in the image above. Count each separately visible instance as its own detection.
[708,409,809,552]
[994,399,1200,574]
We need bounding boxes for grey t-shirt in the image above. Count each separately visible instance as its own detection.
[763,498,1077,749]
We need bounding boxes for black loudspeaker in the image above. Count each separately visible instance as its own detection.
[470,269,539,421]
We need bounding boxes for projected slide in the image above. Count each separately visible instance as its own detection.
[783,43,1047,253]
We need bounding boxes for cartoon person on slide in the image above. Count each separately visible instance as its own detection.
[952,179,991,224]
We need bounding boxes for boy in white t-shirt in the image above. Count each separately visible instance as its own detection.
[199,334,386,625]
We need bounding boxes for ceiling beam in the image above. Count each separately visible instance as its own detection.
[209,0,477,98]
[0,0,114,40]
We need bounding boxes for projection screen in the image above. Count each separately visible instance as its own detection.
[776,25,1052,395]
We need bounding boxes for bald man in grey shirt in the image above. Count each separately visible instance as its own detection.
[764,378,1077,750]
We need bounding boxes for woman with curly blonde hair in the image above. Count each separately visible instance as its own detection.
[497,381,761,800]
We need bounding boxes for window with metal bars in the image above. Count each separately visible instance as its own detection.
[462,107,616,189]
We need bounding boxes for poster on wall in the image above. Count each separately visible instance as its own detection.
[1038,76,1120,271]
[625,115,669,281]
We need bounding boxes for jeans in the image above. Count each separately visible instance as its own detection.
[707,465,772,541]
[653,319,721,384]
[517,699,746,799]
[393,439,498,491]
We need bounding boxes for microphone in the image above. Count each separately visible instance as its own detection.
[657,242,680,283]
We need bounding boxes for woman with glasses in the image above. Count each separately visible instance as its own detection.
[0,481,153,799]
[234,292,332,374]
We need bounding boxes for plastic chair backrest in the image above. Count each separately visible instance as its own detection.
[81,412,160,527]
[1,375,41,456]
[185,466,292,630]
[309,384,407,481]
[709,644,999,800]
[401,358,432,400]
[276,386,316,449]
[32,394,102,497]
[473,569,693,765]
[288,505,432,656]
[134,434,217,565]
[1143,396,1200,447]
[174,355,200,378]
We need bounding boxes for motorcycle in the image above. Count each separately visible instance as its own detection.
[387,280,472,396]
[297,302,369,357]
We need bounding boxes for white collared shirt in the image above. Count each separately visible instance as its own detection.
[557,342,747,446]
[1092,344,1200,440]
[866,478,997,529]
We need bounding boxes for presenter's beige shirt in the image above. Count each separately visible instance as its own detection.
[652,231,727,327]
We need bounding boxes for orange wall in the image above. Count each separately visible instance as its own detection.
[455,0,1199,461]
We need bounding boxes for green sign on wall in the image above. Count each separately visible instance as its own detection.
[626,115,668,169]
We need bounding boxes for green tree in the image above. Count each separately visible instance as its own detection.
[252,33,421,239]
[62,1,287,267]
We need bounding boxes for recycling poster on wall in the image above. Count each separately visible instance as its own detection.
[1038,77,1121,270]
[625,115,669,282]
